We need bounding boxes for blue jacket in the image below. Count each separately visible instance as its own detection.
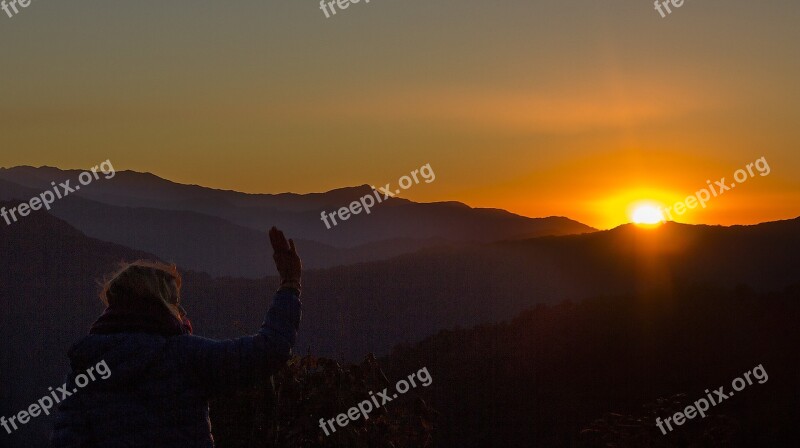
[51,288,302,448]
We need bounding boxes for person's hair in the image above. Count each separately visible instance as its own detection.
[99,260,183,319]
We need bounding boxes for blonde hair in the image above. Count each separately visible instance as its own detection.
[100,261,183,319]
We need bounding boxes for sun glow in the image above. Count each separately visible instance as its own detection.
[630,202,666,225]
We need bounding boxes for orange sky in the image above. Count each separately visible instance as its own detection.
[1,1,798,229]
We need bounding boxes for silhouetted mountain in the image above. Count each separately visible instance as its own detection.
[0,166,595,250]
[162,217,800,371]
[279,217,800,360]
[380,283,800,447]
[0,178,446,277]
[2,204,798,447]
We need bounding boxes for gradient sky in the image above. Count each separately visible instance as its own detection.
[1,0,798,229]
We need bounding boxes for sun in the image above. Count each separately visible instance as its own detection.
[630,202,666,225]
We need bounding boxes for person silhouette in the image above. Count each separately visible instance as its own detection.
[51,227,302,448]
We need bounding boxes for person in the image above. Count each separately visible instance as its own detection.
[51,227,303,448]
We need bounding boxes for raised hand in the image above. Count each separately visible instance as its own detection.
[269,226,302,291]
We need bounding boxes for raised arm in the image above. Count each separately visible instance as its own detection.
[178,227,303,396]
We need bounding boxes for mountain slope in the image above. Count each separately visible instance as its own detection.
[186,217,800,361]
[0,178,445,276]
[382,283,800,447]
[0,166,596,248]
[1,206,798,446]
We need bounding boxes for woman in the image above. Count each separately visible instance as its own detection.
[52,227,303,448]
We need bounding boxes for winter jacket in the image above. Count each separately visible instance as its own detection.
[51,288,302,448]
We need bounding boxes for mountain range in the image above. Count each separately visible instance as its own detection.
[0,166,594,277]
[1,166,798,447]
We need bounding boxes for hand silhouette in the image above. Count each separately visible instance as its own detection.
[269,226,302,291]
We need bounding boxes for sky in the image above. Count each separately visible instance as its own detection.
[1,0,799,229]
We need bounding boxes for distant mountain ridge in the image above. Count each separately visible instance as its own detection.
[0,166,595,277]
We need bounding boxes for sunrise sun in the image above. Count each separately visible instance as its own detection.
[630,202,666,225]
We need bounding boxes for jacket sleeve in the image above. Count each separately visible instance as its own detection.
[178,287,302,396]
